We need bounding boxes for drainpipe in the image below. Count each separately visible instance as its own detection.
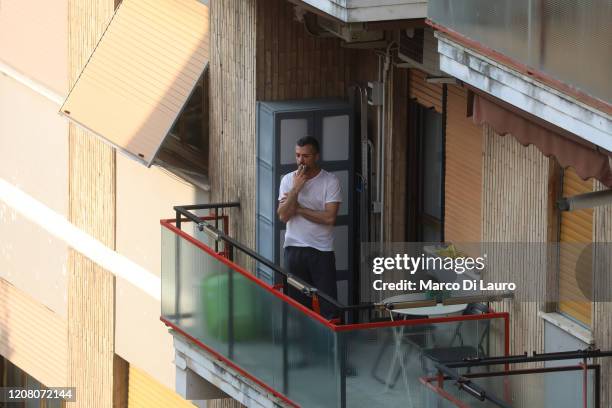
[376,55,383,246]
[350,83,371,250]
[378,43,393,250]
[358,85,370,245]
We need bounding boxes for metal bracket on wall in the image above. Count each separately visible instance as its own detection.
[557,189,612,211]
[367,81,384,106]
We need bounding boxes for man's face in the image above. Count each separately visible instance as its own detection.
[295,144,318,170]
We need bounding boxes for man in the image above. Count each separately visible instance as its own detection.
[277,136,342,318]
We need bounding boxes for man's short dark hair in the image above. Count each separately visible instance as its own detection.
[296,136,319,153]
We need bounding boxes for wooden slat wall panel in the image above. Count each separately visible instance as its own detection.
[558,167,593,325]
[593,163,612,408]
[256,0,356,101]
[482,125,551,407]
[444,85,482,244]
[482,124,548,359]
[0,278,68,387]
[68,0,119,407]
[68,254,116,407]
[409,69,442,113]
[210,0,257,263]
[128,365,194,408]
[209,0,254,406]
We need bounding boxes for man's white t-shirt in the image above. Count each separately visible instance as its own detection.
[278,169,342,252]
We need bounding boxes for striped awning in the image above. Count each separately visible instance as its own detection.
[60,0,209,166]
[473,94,612,187]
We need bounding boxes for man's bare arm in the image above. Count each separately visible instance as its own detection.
[278,168,308,223]
[296,202,340,226]
[277,190,299,223]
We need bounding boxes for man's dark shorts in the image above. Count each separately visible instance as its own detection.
[284,246,337,319]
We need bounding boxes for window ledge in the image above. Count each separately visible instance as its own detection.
[538,311,594,345]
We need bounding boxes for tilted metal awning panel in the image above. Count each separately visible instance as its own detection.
[60,0,209,166]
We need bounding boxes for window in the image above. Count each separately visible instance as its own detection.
[60,0,210,172]
[409,100,445,242]
[155,67,210,187]
[0,355,64,408]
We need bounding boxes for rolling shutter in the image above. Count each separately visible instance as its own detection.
[60,0,209,166]
[128,365,194,408]
[409,69,442,113]
[559,167,593,326]
[444,85,482,244]
[0,279,68,388]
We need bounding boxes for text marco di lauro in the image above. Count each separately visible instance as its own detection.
[372,279,516,291]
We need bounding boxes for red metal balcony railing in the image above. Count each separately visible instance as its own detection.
[160,203,511,407]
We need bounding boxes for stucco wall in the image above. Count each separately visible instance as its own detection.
[0,0,68,95]
[115,153,209,388]
[0,75,69,318]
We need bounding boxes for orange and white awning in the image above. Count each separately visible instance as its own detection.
[60,0,209,166]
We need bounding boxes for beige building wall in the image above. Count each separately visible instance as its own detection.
[0,70,211,391]
[0,0,68,95]
[0,69,68,389]
[0,0,212,402]
[0,74,69,318]
[115,153,209,388]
